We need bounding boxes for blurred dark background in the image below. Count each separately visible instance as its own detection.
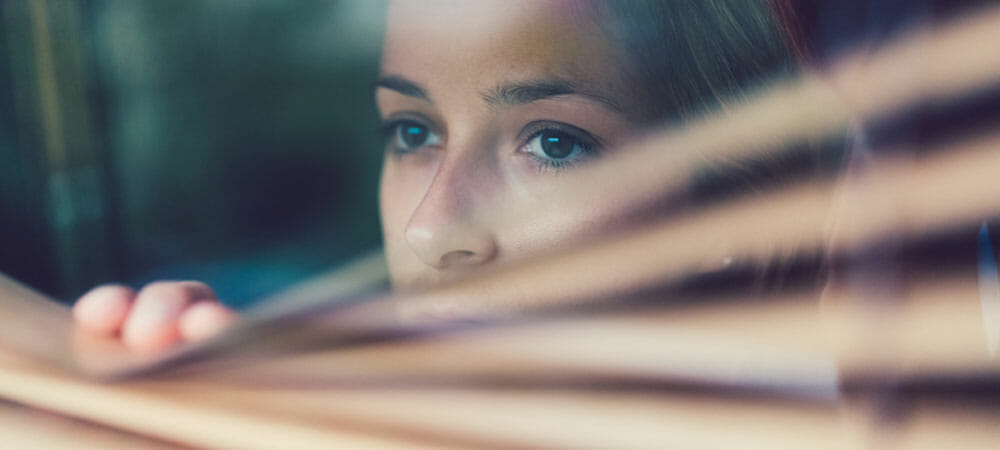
[0,0,386,306]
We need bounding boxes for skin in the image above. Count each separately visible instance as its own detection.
[379,0,648,290]
[73,281,236,352]
[73,0,652,352]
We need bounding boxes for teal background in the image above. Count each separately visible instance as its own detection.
[0,0,387,306]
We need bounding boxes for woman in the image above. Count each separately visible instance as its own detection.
[73,0,804,352]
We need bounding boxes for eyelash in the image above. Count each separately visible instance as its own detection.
[519,122,601,172]
[378,118,439,155]
[377,117,603,171]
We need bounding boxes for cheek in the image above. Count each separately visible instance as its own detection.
[497,169,656,260]
[379,158,431,281]
[499,193,639,263]
[378,161,405,235]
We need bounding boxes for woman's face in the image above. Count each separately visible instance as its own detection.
[378,0,647,290]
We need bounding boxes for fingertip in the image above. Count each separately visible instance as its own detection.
[175,280,218,301]
[122,308,182,353]
[179,302,237,342]
[73,285,136,335]
[123,328,181,353]
[122,281,210,353]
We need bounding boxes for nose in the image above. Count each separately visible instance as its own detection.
[404,154,498,270]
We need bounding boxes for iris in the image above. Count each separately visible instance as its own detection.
[401,124,429,147]
[540,130,575,159]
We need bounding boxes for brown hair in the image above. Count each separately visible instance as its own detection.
[598,0,800,124]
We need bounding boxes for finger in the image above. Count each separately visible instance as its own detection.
[72,285,136,336]
[179,301,238,342]
[122,281,217,353]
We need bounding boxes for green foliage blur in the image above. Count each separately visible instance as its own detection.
[0,0,387,305]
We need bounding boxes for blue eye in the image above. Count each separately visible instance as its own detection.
[540,131,576,159]
[522,128,597,170]
[401,124,428,147]
[383,120,440,153]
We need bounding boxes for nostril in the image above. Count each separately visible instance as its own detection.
[404,207,499,269]
[440,250,478,267]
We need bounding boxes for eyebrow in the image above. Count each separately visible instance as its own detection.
[375,75,626,113]
[375,75,430,101]
[483,78,625,113]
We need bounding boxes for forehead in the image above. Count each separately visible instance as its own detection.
[381,0,632,104]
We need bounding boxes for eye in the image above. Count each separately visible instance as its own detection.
[382,119,441,153]
[520,126,599,171]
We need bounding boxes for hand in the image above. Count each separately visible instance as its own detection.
[72,281,237,353]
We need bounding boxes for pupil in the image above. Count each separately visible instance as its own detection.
[401,124,427,147]
[540,130,575,159]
